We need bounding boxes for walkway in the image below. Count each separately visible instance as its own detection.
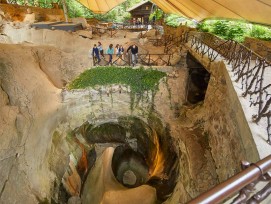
[179,32,271,158]
[180,31,271,204]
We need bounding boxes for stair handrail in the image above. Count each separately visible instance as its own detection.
[188,155,271,204]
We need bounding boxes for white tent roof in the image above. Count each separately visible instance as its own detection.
[151,0,271,25]
[78,0,125,14]
[77,0,271,25]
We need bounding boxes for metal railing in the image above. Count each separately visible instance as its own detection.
[188,155,271,204]
[92,53,173,66]
[180,32,271,144]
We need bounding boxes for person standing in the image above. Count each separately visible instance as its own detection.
[127,44,138,65]
[115,44,120,56]
[97,42,104,58]
[92,44,100,64]
[107,44,114,65]
[119,45,124,59]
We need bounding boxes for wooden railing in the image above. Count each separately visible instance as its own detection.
[114,23,149,30]
[181,31,271,144]
[92,53,173,66]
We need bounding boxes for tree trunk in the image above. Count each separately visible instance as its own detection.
[61,0,68,23]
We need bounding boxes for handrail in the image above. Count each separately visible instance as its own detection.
[181,31,271,144]
[188,155,271,204]
[92,53,173,66]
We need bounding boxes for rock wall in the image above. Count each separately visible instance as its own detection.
[0,19,262,202]
[186,48,260,182]
[56,67,209,204]
[0,42,186,203]
[243,37,271,61]
[0,41,208,203]
[0,3,64,22]
[163,25,196,38]
[2,23,91,54]
[0,43,61,203]
[0,24,93,84]
[203,60,259,181]
[1,41,259,203]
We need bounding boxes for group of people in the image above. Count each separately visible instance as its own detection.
[90,42,139,65]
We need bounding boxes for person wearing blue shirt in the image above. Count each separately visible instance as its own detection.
[92,44,100,64]
[118,45,124,59]
[97,42,104,58]
[107,44,114,65]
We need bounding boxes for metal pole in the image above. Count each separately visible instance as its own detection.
[188,155,271,204]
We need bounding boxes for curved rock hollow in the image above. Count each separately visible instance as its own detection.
[65,115,179,204]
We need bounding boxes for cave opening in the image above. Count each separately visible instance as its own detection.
[186,52,210,104]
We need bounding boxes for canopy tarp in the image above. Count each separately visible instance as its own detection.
[78,0,125,14]
[78,0,271,25]
[151,0,271,25]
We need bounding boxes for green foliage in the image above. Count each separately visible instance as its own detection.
[16,0,56,8]
[197,19,271,42]
[197,20,214,32]
[67,0,139,22]
[22,0,139,21]
[164,14,195,28]
[124,0,142,9]
[92,7,131,23]
[68,66,166,93]
[197,22,210,32]
[164,14,181,27]
[227,23,247,42]
[149,8,164,21]
[250,25,271,41]
[212,20,229,36]
[212,20,247,41]
[66,0,94,18]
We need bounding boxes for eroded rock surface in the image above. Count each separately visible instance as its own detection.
[0,10,259,204]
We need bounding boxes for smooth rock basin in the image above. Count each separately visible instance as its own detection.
[74,116,179,203]
[112,146,149,188]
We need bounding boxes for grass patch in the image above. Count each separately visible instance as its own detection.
[68,66,166,93]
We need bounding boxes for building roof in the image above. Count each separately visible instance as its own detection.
[127,1,153,12]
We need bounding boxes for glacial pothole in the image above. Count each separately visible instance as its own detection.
[59,115,179,204]
[112,146,149,188]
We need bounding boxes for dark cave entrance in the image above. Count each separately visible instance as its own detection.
[186,52,210,104]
